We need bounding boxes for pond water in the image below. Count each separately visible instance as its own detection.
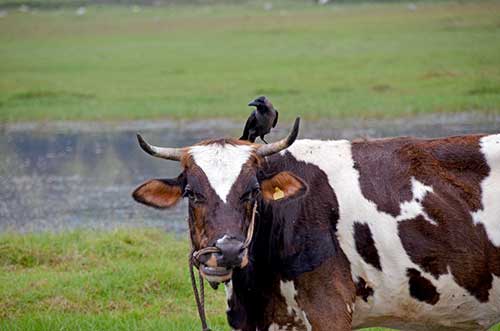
[1,113,499,233]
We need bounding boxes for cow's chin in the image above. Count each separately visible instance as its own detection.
[200,265,233,284]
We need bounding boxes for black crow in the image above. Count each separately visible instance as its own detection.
[240,96,279,143]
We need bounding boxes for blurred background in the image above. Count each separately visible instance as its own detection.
[1,0,500,233]
[0,0,499,329]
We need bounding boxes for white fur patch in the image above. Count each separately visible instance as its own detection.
[280,280,312,331]
[286,139,500,330]
[189,144,254,203]
[472,134,500,247]
[225,280,233,312]
[396,177,435,225]
[267,323,291,331]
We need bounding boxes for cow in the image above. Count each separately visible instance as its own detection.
[132,119,500,331]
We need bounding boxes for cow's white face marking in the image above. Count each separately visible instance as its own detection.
[279,280,312,331]
[286,138,500,330]
[472,134,500,247]
[189,144,254,203]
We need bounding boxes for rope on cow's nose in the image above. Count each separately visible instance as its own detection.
[192,246,220,267]
[188,200,258,331]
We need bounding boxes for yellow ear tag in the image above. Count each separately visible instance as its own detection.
[273,187,285,200]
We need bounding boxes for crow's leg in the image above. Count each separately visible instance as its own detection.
[260,136,269,144]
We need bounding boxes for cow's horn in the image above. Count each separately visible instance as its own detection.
[257,117,300,157]
[136,134,183,161]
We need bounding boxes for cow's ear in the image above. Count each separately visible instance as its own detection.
[132,178,183,209]
[260,171,307,202]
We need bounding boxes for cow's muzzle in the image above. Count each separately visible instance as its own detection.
[216,235,246,268]
[192,202,257,284]
[197,236,248,283]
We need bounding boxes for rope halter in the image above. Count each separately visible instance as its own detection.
[188,200,258,331]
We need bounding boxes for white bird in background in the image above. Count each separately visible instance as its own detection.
[76,7,86,16]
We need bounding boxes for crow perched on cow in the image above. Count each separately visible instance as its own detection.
[240,96,279,143]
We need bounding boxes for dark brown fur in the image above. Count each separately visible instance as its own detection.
[407,268,440,305]
[352,138,415,216]
[355,277,374,303]
[353,222,382,271]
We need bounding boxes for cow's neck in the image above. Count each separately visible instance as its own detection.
[226,151,342,330]
[225,218,277,330]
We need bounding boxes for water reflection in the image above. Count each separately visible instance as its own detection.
[0,114,498,233]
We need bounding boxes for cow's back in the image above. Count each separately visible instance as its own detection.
[286,134,500,330]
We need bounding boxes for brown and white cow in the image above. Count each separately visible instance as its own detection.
[132,120,500,331]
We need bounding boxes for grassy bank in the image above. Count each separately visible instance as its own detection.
[0,1,500,122]
[0,229,499,331]
[0,229,229,330]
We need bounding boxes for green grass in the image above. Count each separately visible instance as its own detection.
[0,229,229,330]
[0,229,499,331]
[0,1,499,123]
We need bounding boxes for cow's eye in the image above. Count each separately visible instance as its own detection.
[240,187,260,202]
[183,186,206,204]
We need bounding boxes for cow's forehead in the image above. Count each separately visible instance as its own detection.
[188,143,255,203]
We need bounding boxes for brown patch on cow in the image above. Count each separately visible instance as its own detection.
[355,277,374,302]
[406,268,440,305]
[261,171,307,201]
[352,134,488,216]
[352,137,415,216]
[400,135,489,212]
[132,179,182,209]
[353,222,382,271]
[398,215,446,278]
[294,255,356,331]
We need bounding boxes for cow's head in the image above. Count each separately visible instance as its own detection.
[132,118,305,284]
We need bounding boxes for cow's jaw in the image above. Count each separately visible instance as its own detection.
[200,266,233,283]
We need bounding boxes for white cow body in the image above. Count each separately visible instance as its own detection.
[284,136,500,330]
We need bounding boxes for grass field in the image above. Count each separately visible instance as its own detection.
[1,1,500,122]
[0,229,499,331]
[0,229,230,330]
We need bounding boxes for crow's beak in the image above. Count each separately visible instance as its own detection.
[248,100,260,107]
